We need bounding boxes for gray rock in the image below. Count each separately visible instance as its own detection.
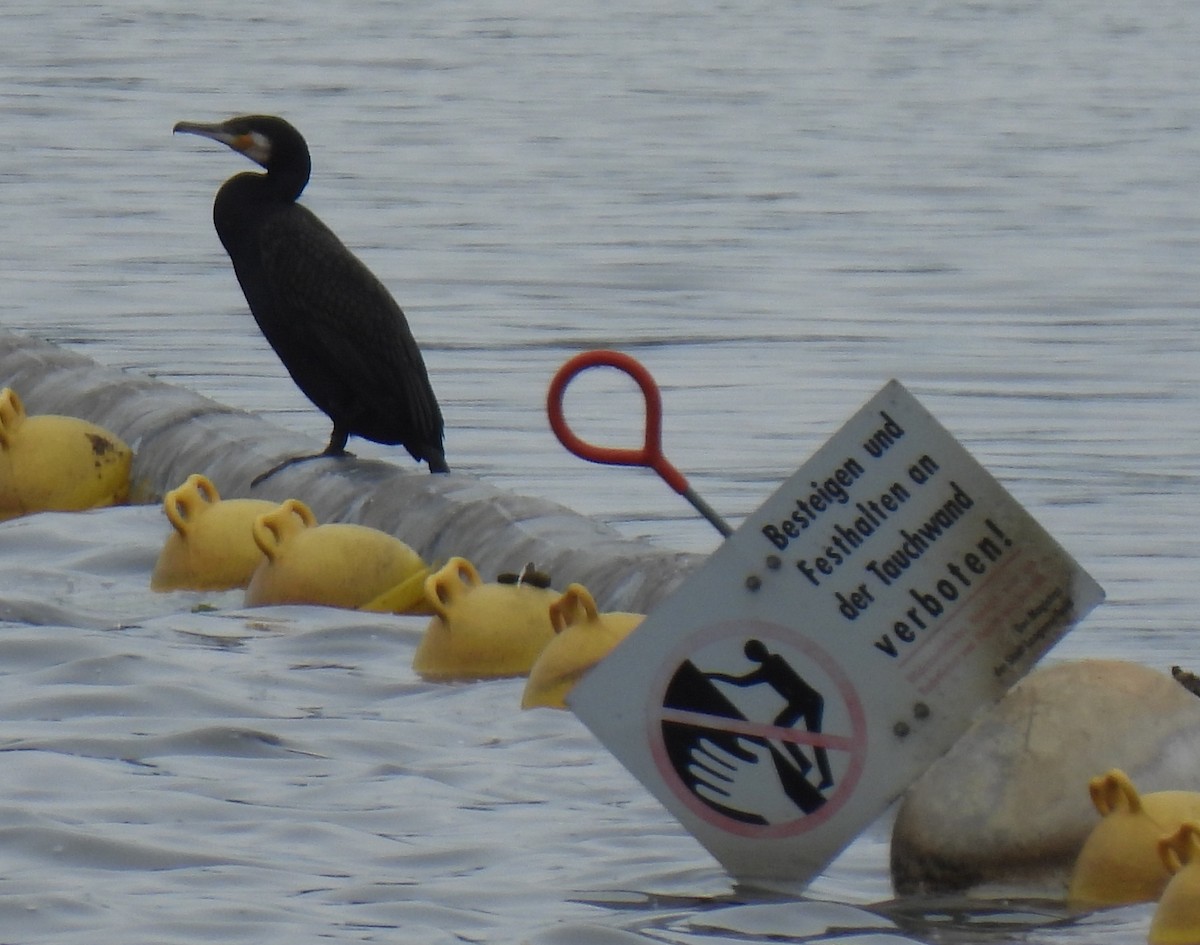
[890,659,1200,898]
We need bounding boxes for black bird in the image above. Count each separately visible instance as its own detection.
[173,114,448,480]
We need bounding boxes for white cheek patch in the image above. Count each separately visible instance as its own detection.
[243,130,273,164]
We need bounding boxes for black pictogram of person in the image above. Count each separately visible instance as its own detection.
[706,639,835,791]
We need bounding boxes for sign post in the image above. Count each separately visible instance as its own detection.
[569,380,1104,883]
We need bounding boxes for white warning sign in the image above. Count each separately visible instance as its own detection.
[570,379,1104,884]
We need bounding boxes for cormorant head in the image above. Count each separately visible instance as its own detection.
[174,115,311,186]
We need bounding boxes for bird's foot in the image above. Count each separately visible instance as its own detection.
[250,450,354,487]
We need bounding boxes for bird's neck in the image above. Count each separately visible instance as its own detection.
[210,172,298,256]
[269,156,311,203]
[222,162,309,205]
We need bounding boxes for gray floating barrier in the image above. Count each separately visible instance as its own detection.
[0,329,701,613]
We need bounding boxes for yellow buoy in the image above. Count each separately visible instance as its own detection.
[412,557,559,681]
[1150,822,1200,945]
[151,474,278,591]
[1069,769,1200,907]
[522,583,643,709]
[0,388,131,521]
[360,567,437,616]
[244,498,427,609]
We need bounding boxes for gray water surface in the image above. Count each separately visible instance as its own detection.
[2,0,1199,940]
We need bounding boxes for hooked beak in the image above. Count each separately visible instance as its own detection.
[173,120,271,166]
[174,120,239,146]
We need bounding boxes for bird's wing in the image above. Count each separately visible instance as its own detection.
[255,205,444,448]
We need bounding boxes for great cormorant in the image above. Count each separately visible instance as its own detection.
[173,115,448,480]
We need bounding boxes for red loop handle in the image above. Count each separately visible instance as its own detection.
[547,350,690,495]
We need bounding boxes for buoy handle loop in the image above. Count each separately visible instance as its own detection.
[547,350,733,538]
[165,474,220,534]
[550,583,599,634]
[547,350,687,492]
[252,498,317,561]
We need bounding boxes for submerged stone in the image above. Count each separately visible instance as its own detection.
[891,659,1200,898]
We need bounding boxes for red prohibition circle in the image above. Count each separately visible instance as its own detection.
[647,619,868,840]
